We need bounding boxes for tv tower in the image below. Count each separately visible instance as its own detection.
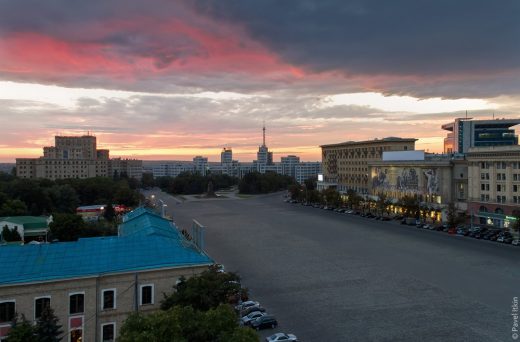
[262,121,266,147]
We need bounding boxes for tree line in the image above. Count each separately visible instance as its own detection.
[0,172,141,242]
[0,172,140,217]
[144,172,238,195]
[238,172,296,194]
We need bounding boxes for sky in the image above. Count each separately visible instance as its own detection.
[1,0,519,162]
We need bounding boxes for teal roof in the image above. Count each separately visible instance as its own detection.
[0,208,212,285]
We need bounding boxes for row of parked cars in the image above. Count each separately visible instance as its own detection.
[403,220,520,245]
[285,197,520,246]
[232,286,298,341]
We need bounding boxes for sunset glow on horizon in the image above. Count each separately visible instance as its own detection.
[1,1,519,163]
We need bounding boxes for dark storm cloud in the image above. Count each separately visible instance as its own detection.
[197,0,520,76]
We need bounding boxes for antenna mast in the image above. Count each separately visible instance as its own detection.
[262,121,266,146]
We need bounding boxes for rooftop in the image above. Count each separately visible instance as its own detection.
[0,216,49,230]
[0,208,212,286]
[321,137,417,148]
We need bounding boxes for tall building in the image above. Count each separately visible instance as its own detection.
[220,148,233,164]
[193,156,208,176]
[255,124,273,173]
[295,162,322,184]
[16,135,143,180]
[281,155,300,178]
[320,137,417,194]
[466,146,520,228]
[442,118,520,154]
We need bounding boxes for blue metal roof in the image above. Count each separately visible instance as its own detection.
[0,208,213,285]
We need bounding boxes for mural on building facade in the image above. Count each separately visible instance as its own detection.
[397,168,419,192]
[372,167,440,196]
[423,169,439,195]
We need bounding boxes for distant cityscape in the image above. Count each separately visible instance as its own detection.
[15,125,322,185]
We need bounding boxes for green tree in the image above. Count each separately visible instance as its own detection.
[49,213,86,241]
[119,305,257,342]
[34,307,63,342]
[0,199,28,216]
[304,176,317,191]
[1,225,22,242]
[141,173,155,189]
[323,188,342,207]
[345,189,361,209]
[6,314,37,342]
[288,184,302,200]
[103,204,116,222]
[161,267,244,311]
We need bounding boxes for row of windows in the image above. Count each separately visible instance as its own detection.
[480,162,520,169]
[480,194,512,203]
[0,284,154,324]
[480,173,520,181]
[480,184,519,192]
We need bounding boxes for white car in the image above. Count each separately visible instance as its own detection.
[235,300,260,311]
[241,311,265,325]
[266,333,298,342]
[512,239,519,246]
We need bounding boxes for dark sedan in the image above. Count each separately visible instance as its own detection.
[250,315,278,330]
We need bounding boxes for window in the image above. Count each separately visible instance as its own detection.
[34,297,51,320]
[497,184,502,192]
[481,183,489,191]
[101,322,115,342]
[514,196,519,204]
[102,289,116,310]
[140,284,154,305]
[514,185,518,193]
[480,173,489,180]
[69,293,84,315]
[0,301,15,323]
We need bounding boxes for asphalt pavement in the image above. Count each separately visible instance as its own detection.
[145,189,520,342]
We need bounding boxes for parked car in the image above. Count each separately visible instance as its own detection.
[447,227,457,234]
[512,239,520,246]
[235,300,259,312]
[266,333,299,342]
[241,306,266,317]
[250,315,278,330]
[241,311,266,325]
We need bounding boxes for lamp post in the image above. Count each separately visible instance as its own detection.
[159,199,167,218]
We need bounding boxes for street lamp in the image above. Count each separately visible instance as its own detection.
[159,199,167,218]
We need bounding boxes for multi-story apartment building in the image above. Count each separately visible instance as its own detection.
[295,162,322,185]
[442,118,520,154]
[0,208,212,342]
[281,155,300,178]
[320,137,417,194]
[142,161,195,178]
[466,146,520,228]
[16,135,142,180]
[193,156,208,176]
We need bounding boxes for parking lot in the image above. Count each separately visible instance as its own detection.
[150,190,520,342]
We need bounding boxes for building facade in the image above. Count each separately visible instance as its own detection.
[442,118,520,154]
[295,162,322,184]
[466,146,520,228]
[320,137,417,194]
[368,151,468,221]
[0,208,213,341]
[16,135,142,180]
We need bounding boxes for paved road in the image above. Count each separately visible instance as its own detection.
[146,190,520,342]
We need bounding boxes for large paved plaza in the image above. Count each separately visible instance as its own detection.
[149,190,520,342]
